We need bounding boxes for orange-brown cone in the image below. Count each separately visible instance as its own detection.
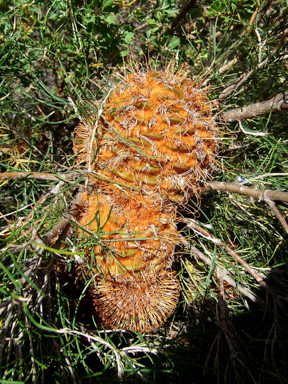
[73,63,219,204]
[93,271,180,333]
[76,183,180,332]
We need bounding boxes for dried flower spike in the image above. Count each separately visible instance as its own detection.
[95,271,180,333]
[78,184,178,277]
[74,61,219,204]
[77,184,180,332]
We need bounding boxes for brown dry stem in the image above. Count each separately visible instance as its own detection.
[222,90,288,122]
[208,181,288,234]
[0,171,84,182]
[168,0,197,31]
[206,0,274,80]
[218,27,287,100]
[208,181,288,202]
[240,172,288,185]
[264,198,288,235]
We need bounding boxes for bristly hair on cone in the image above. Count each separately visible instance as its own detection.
[76,182,181,332]
[91,270,180,333]
[77,182,179,278]
[73,58,220,205]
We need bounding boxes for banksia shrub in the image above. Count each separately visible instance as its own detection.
[77,183,180,332]
[74,62,219,204]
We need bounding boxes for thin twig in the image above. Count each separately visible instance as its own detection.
[23,312,36,384]
[222,90,288,122]
[0,171,60,181]
[59,328,124,379]
[87,91,111,174]
[218,28,288,100]
[265,198,288,235]
[0,303,13,364]
[208,181,288,203]
[169,0,197,31]
[208,181,288,234]
[204,0,274,84]
[0,170,84,182]
[217,296,237,359]
[42,203,79,245]
[240,173,288,185]
[64,356,77,384]
[203,333,220,376]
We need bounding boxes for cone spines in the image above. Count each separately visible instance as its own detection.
[72,61,219,332]
[94,271,180,333]
[78,66,219,203]
[77,184,180,332]
[78,185,178,279]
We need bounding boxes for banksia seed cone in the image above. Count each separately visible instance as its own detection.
[72,60,219,332]
[78,184,178,277]
[74,62,218,203]
[96,271,180,333]
[77,184,180,332]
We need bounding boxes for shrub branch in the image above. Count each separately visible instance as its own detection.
[222,90,288,122]
[169,0,197,31]
[208,181,288,235]
[0,171,84,182]
[208,181,288,203]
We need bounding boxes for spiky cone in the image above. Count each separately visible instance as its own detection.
[77,183,180,332]
[74,62,219,204]
[95,270,180,333]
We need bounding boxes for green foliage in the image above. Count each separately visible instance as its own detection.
[1,0,288,383]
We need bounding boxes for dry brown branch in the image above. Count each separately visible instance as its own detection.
[17,198,80,287]
[218,55,245,75]
[25,181,65,222]
[169,0,197,31]
[257,0,274,23]
[0,303,13,364]
[0,171,84,182]
[205,0,274,81]
[240,173,288,185]
[264,198,288,235]
[205,279,257,382]
[222,91,288,122]
[269,28,288,58]
[208,181,288,234]
[217,298,237,360]
[203,333,220,376]
[0,195,81,296]
[208,181,288,203]
[0,171,60,181]
[43,203,79,245]
[180,235,266,309]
